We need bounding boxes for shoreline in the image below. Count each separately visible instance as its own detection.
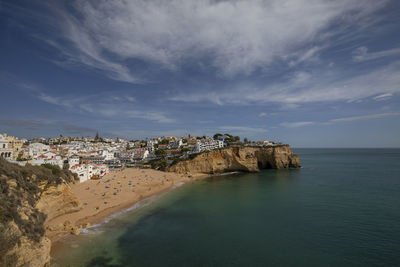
[47,168,207,249]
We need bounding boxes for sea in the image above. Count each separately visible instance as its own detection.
[51,149,400,267]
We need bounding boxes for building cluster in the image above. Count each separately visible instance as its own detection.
[1,132,277,183]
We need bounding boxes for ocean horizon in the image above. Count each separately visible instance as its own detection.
[51,148,400,266]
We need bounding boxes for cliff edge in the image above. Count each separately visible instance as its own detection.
[168,145,300,175]
[0,159,80,267]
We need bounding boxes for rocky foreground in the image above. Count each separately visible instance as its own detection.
[168,145,300,174]
[0,158,80,267]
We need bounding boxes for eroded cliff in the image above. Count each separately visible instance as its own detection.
[0,159,80,267]
[168,145,300,175]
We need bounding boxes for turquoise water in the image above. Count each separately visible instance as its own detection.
[52,149,400,266]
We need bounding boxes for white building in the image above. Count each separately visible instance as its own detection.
[29,143,50,158]
[255,140,275,146]
[102,150,115,161]
[68,155,80,166]
[70,164,93,183]
[195,139,224,153]
[132,148,149,161]
[168,139,183,149]
[70,163,109,183]
[31,151,63,168]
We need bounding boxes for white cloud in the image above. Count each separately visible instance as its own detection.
[280,112,400,128]
[170,61,400,105]
[37,93,63,106]
[218,126,268,133]
[353,46,400,62]
[328,112,400,123]
[37,92,174,123]
[46,0,388,79]
[280,121,314,128]
[288,46,322,67]
[373,93,392,101]
[258,112,267,117]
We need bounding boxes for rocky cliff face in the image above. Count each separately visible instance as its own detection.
[36,183,81,222]
[168,145,300,175]
[1,221,51,267]
[0,159,80,267]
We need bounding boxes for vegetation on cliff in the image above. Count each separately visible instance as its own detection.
[0,158,78,266]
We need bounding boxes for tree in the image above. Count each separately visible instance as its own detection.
[155,149,167,157]
[213,133,223,139]
[158,159,167,170]
[95,132,99,141]
[159,139,169,145]
[63,162,70,170]
[244,137,248,143]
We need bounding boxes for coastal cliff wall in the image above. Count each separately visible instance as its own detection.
[168,145,300,175]
[0,159,80,267]
[36,183,81,222]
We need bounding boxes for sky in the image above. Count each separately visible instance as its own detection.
[0,0,400,147]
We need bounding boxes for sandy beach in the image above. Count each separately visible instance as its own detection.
[46,168,204,243]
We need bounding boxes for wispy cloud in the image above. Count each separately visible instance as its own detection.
[258,112,267,117]
[328,112,400,123]
[280,112,400,128]
[218,126,267,132]
[373,93,392,101]
[170,61,400,105]
[0,119,46,129]
[37,92,175,123]
[353,46,400,62]
[35,0,389,79]
[0,118,100,135]
[280,122,315,128]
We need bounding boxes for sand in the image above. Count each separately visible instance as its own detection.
[46,168,205,242]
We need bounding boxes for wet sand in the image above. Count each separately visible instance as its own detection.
[46,168,205,243]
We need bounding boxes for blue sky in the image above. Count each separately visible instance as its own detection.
[1,0,400,147]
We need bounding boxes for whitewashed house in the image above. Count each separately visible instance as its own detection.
[68,155,80,166]
[32,151,63,168]
[195,139,224,153]
[29,143,50,158]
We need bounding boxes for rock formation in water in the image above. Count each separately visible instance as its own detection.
[168,145,300,175]
[0,159,80,267]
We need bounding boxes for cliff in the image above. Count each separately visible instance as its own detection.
[0,159,80,267]
[168,145,300,175]
[36,183,81,222]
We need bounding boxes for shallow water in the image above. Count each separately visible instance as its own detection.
[51,149,400,266]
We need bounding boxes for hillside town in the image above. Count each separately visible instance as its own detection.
[0,132,278,183]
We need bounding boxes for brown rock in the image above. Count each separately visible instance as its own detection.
[36,183,82,222]
[70,226,80,236]
[168,145,300,175]
[1,222,51,267]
